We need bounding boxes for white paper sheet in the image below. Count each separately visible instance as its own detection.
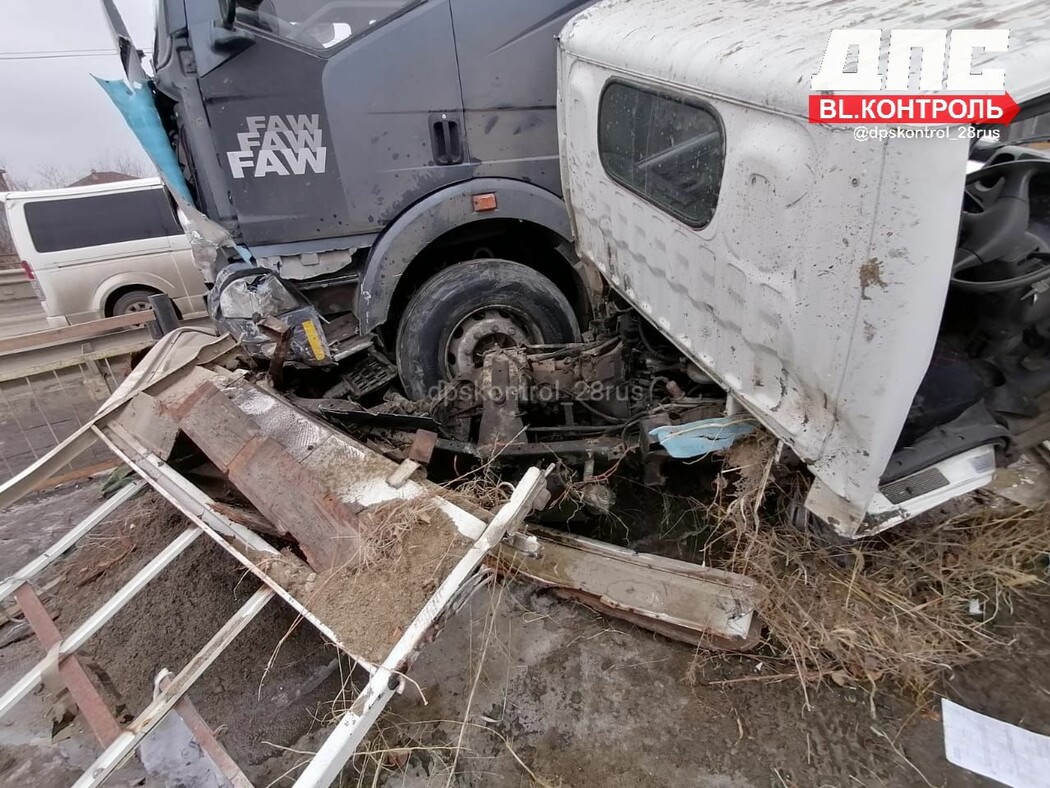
[942,699,1050,788]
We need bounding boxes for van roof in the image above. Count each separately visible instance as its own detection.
[560,0,1050,120]
[0,177,162,205]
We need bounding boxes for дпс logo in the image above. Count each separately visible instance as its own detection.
[227,114,328,179]
[809,29,1019,125]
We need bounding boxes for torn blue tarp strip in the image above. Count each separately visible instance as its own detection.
[649,416,757,459]
[94,77,192,203]
[95,76,251,266]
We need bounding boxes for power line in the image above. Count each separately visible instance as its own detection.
[0,49,152,62]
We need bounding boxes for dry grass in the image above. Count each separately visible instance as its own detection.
[449,473,513,513]
[354,496,441,568]
[253,494,444,606]
[699,436,1050,699]
[302,579,559,788]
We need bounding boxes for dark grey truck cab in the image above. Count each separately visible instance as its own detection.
[151,0,598,395]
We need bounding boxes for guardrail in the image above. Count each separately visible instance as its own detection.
[0,312,159,383]
[0,313,212,482]
[0,268,33,304]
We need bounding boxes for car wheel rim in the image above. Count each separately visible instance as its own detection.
[444,306,542,379]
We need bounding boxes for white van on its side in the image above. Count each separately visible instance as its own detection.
[2,178,207,328]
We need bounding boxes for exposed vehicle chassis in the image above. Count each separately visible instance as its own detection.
[250,301,734,512]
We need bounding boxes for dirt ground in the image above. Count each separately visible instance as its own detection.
[0,481,1047,787]
[261,501,473,666]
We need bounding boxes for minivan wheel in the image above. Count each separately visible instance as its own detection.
[112,289,157,316]
[396,259,580,400]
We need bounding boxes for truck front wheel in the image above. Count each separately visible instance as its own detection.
[395,259,580,400]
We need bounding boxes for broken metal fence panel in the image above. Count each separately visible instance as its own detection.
[0,330,556,787]
[0,268,34,303]
[0,314,157,481]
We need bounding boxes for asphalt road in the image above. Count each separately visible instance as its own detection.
[0,300,47,340]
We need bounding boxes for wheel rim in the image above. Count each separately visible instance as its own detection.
[124,300,153,314]
[444,306,542,379]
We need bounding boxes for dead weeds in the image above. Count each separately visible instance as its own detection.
[356,496,442,568]
[697,435,1050,700]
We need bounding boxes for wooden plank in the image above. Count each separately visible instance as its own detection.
[495,527,760,645]
[30,459,123,493]
[555,587,762,651]
[0,312,156,355]
[172,383,260,473]
[211,501,285,538]
[109,393,179,461]
[14,586,122,746]
[166,380,364,572]
[226,437,364,572]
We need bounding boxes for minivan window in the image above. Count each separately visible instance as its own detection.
[599,82,725,228]
[24,189,182,254]
[236,0,416,51]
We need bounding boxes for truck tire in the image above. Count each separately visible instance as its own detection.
[396,259,580,399]
[111,289,158,316]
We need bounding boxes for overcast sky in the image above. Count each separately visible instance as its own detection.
[0,0,156,186]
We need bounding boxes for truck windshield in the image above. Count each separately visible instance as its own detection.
[235,0,415,50]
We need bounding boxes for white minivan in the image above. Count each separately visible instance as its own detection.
[2,178,207,328]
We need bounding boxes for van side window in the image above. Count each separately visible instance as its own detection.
[598,82,725,228]
[236,1,416,51]
[24,189,182,254]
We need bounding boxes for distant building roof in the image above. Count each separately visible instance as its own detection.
[67,170,136,188]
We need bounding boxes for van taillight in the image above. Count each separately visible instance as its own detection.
[20,261,44,301]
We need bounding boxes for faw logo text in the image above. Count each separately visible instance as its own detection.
[809,29,1017,125]
[227,115,328,179]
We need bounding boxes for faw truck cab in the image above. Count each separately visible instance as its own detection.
[139,0,599,398]
[102,0,1050,538]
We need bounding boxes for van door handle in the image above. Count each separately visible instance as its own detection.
[430,117,463,166]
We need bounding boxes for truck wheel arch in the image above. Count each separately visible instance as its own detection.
[356,178,595,334]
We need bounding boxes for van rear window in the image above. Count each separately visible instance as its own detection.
[24,188,182,254]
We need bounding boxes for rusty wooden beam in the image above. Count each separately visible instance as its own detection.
[159,674,253,788]
[169,381,365,572]
[13,586,122,746]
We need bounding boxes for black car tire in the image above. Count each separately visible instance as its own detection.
[111,289,158,316]
[396,259,579,399]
